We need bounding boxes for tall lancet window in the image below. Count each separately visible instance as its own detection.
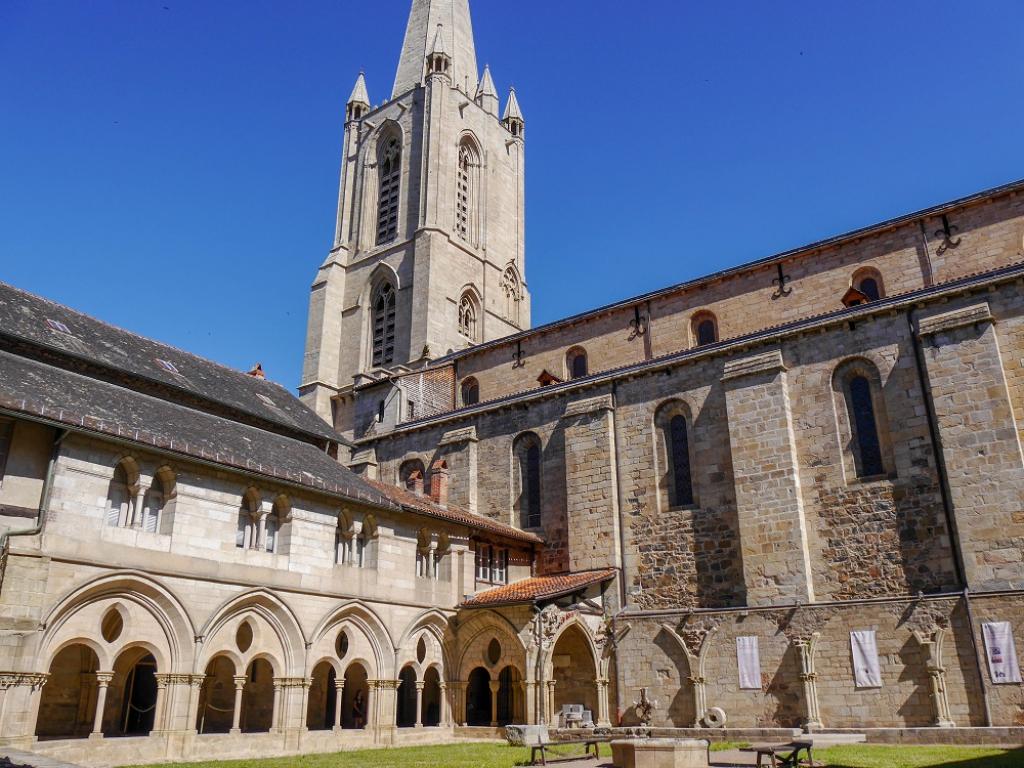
[372,282,396,367]
[377,137,401,245]
[456,146,472,240]
[458,292,479,342]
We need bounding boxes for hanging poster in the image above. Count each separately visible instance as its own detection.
[982,622,1023,684]
[736,636,761,690]
[850,630,882,688]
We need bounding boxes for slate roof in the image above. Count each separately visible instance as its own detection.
[366,479,542,545]
[0,282,541,544]
[0,281,337,444]
[461,569,616,607]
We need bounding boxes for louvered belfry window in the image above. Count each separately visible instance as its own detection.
[372,282,396,367]
[456,145,472,240]
[377,138,401,245]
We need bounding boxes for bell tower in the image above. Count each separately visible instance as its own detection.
[300,0,529,435]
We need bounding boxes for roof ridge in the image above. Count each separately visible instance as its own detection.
[0,280,276,386]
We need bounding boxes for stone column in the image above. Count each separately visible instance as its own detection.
[187,675,206,734]
[270,679,282,732]
[230,675,246,734]
[916,301,1024,590]
[439,681,449,727]
[415,681,425,728]
[256,512,268,551]
[89,672,114,739]
[152,674,170,733]
[914,629,956,728]
[450,681,467,726]
[595,678,611,728]
[132,488,147,528]
[723,348,815,605]
[488,680,500,727]
[298,678,312,732]
[332,680,345,732]
[524,680,537,725]
[546,681,556,727]
[794,634,822,730]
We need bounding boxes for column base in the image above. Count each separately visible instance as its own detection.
[332,725,344,733]
[88,732,104,741]
[935,720,957,728]
[229,728,241,735]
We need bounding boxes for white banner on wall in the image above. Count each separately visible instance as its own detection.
[982,622,1023,684]
[736,636,761,690]
[850,630,882,688]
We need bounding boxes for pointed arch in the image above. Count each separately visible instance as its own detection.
[360,263,402,370]
[500,263,523,325]
[309,600,396,679]
[542,614,604,679]
[374,122,404,245]
[198,588,306,676]
[457,285,482,343]
[37,571,195,675]
[397,609,453,674]
[455,134,482,245]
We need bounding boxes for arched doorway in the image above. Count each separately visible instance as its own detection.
[342,661,369,729]
[109,649,158,736]
[551,624,598,724]
[497,665,521,725]
[396,665,417,728]
[466,667,492,726]
[242,658,274,732]
[196,656,235,734]
[422,666,442,727]
[36,644,99,739]
[306,661,336,731]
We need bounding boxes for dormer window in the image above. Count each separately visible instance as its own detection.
[45,318,71,335]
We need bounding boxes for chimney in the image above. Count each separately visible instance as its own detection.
[407,469,424,496]
[430,460,449,507]
[247,363,265,379]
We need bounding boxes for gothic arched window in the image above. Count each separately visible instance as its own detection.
[847,375,884,478]
[566,347,588,379]
[512,433,542,529]
[461,377,480,407]
[655,402,695,509]
[692,312,718,347]
[458,292,479,342]
[455,140,479,243]
[372,282,396,367]
[376,137,401,245]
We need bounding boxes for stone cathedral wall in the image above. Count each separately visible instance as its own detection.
[438,186,1024,411]
[365,271,1024,728]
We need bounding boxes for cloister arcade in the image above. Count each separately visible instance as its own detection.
[13,573,612,761]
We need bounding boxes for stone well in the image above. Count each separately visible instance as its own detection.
[610,738,710,768]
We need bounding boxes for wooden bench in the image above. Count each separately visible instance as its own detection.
[529,735,610,766]
[740,740,820,768]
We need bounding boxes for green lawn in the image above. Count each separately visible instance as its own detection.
[120,741,1024,768]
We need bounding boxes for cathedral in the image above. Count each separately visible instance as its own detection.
[0,0,1023,765]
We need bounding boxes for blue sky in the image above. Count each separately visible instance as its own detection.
[2,0,1022,389]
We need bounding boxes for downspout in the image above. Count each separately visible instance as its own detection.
[610,380,628,725]
[907,309,991,726]
[0,429,68,584]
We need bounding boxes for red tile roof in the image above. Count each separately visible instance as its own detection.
[462,569,617,608]
[366,479,543,545]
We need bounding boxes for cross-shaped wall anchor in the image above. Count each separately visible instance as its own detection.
[935,214,962,254]
[771,263,792,300]
[629,306,648,339]
[512,340,526,368]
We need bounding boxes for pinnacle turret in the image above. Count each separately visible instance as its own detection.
[502,87,524,138]
[346,72,370,121]
[476,65,499,117]
[426,24,452,78]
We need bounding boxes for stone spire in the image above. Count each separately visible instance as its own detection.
[392,0,479,98]
[476,64,498,117]
[346,72,370,121]
[502,86,524,137]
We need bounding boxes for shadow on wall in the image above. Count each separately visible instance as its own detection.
[821,746,1024,768]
